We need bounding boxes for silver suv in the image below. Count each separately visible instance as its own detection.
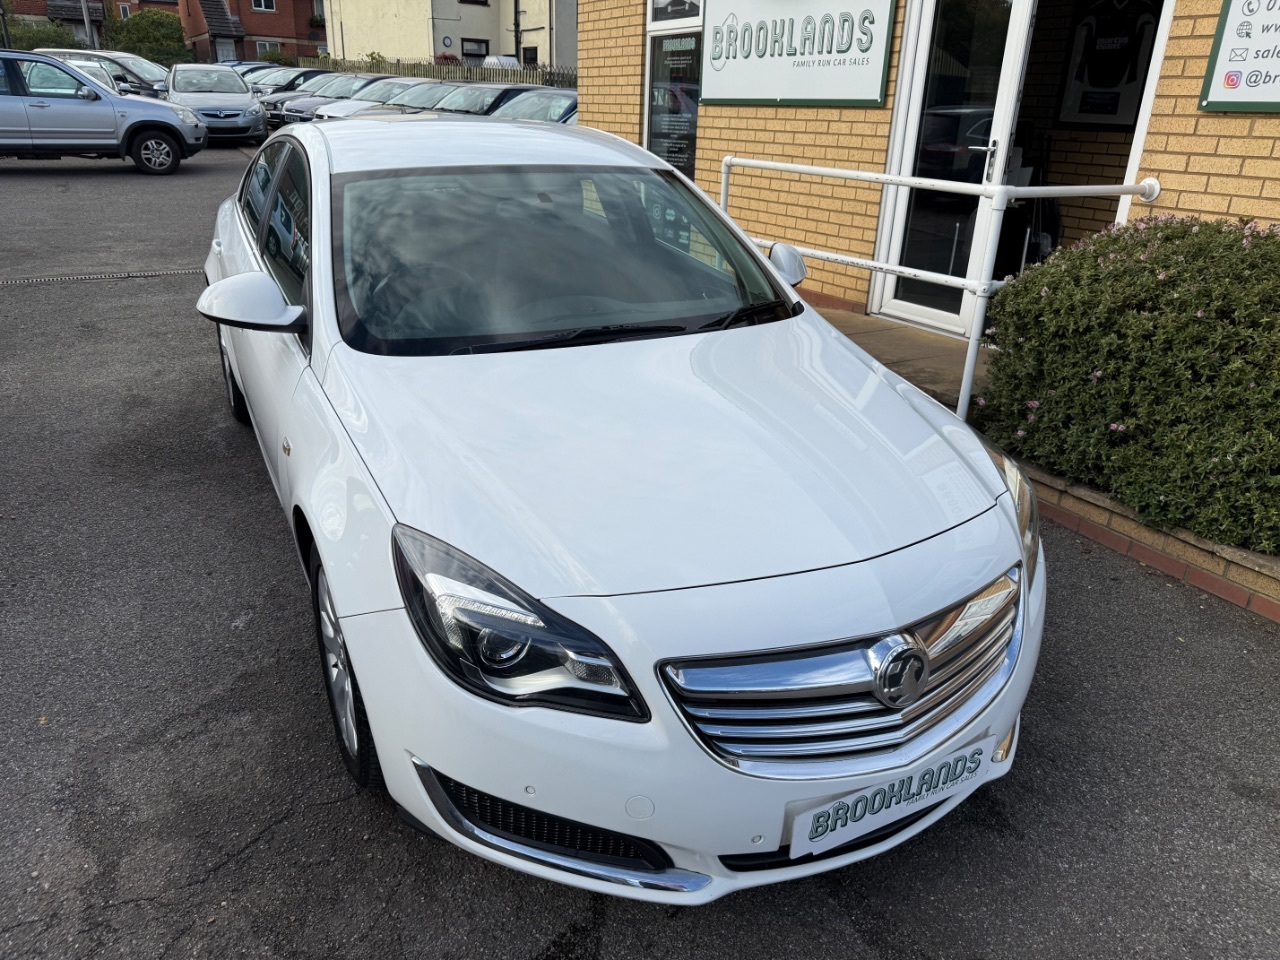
[0,51,206,174]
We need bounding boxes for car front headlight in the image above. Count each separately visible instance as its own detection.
[170,105,200,125]
[983,441,1040,583]
[246,103,263,117]
[392,525,648,721]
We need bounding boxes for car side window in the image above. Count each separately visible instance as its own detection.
[0,64,12,96]
[261,147,311,306]
[17,60,85,99]
[240,141,287,240]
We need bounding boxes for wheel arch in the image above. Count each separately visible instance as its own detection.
[120,121,187,160]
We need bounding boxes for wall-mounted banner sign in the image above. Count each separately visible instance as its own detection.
[1201,0,1280,112]
[700,0,895,105]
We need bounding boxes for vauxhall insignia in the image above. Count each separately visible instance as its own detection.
[873,635,929,708]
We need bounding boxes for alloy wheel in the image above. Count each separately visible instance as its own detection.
[317,569,358,757]
[140,137,173,171]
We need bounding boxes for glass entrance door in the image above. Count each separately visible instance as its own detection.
[874,0,1036,336]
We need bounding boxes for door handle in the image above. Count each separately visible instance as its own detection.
[967,140,1000,181]
[28,101,51,109]
[212,239,224,257]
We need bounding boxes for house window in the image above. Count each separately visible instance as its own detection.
[252,0,276,11]
[312,0,323,15]
[522,46,537,65]
[118,3,131,18]
[461,38,488,58]
[458,0,489,5]
[256,41,282,55]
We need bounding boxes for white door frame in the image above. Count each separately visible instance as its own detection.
[870,0,1038,338]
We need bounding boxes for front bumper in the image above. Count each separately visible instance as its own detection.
[202,116,267,139]
[340,517,1046,903]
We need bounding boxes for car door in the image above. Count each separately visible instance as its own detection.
[15,58,117,149]
[228,142,315,502]
[0,61,33,150]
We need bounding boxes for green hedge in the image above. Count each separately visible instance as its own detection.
[974,215,1280,555]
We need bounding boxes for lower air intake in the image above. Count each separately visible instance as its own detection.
[428,770,672,872]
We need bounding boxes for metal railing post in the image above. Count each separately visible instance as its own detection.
[957,185,1011,421]
[720,157,736,211]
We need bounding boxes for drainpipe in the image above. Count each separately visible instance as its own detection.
[78,0,97,47]
[548,0,553,65]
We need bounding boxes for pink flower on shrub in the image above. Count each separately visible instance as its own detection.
[1091,369,1103,380]
[976,397,986,407]
[1109,423,1119,431]
[1048,389,1056,396]
[1040,287,1049,297]
[1027,414,1036,423]
[1196,310,1205,318]
[1026,400,1040,409]
[1192,225,1200,234]
[1016,429,1026,437]
[1157,271,1167,280]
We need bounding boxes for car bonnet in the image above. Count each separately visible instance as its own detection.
[323,309,1004,600]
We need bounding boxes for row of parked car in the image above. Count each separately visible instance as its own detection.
[0,47,577,175]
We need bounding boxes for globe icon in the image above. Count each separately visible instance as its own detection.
[1237,22,1252,39]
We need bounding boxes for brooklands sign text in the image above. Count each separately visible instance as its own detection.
[700,0,895,105]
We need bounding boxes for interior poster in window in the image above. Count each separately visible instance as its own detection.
[1057,0,1160,127]
[1199,0,1280,113]
[647,33,701,180]
[651,0,704,30]
[700,0,895,105]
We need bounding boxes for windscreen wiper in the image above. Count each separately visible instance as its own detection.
[455,324,690,354]
[698,299,795,331]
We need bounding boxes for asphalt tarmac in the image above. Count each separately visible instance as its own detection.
[2,146,1279,959]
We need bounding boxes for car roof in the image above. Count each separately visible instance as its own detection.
[174,62,238,70]
[310,114,663,175]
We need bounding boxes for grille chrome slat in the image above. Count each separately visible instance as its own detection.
[661,568,1021,764]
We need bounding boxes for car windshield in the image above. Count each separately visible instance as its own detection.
[314,75,368,99]
[435,85,515,114]
[490,91,576,122]
[388,83,458,109]
[351,78,413,102]
[332,165,787,356]
[297,72,336,92]
[254,68,296,86]
[116,55,167,82]
[172,69,249,94]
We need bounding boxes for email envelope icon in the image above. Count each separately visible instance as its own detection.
[1230,48,1248,61]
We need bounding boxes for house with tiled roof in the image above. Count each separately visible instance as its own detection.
[179,0,327,63]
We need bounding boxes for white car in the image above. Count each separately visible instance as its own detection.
[197,116,1045,904]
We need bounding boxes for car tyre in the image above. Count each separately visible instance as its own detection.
[131,130,181,175]
[216,325,251,425]
[312,548,385,792]
[265,231,280,259]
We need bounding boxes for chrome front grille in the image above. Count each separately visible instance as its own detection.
[198,109,243,120]
[661,569,1021,766]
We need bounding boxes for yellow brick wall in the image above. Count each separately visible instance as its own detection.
[578,1,646,143]
[1137,0,1280,222]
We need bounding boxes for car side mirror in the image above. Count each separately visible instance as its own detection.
[769,243,807,287]
[197,272,307,333]
[251,84,265,95]
[117,82,135,95]
[77,86,99,101]
[153,82,168,94]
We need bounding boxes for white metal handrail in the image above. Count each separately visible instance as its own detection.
[719,156,1161,418]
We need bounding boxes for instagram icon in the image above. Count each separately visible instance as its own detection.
[1224,71,1243,88]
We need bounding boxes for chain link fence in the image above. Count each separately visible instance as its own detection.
[297,58,577,89]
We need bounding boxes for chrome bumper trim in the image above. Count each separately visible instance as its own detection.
[412,759,712,894]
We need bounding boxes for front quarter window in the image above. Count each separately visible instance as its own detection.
[332,165,789,356]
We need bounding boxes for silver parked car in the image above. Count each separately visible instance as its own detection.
[34,48,169,97]
[0,50,206,174]
[159,64,267,144]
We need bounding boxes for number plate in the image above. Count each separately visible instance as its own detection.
[790,736,1000,858]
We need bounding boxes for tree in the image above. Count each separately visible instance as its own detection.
[107,10,192,67]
